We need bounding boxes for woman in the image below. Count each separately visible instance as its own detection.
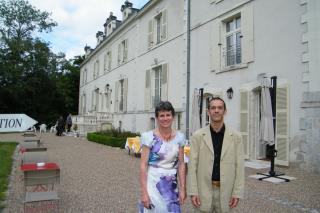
[139,101,186,213]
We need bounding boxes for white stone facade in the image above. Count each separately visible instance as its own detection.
[77,0,320,173]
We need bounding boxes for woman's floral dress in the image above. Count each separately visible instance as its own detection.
[139,131,185,213]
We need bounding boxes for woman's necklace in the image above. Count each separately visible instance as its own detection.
[158,129,172,141]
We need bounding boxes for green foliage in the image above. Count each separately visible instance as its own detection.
[97,129,140,138]
[0,142,18,209]
[0,0,84,125]
[87,133,127,149]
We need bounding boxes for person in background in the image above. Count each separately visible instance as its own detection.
[66,113,72,132]
[56,116,65,136]
[139,101,186,213]
[187,97,244,213]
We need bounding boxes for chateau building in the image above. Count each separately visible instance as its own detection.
[77,0,320,173]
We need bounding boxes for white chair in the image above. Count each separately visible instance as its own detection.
[39,124,47,133]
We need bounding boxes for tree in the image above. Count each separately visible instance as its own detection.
[0,0,81,126]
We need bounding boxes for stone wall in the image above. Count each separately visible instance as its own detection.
[297,91,320,174]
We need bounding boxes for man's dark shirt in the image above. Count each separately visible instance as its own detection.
[210,124,225,181]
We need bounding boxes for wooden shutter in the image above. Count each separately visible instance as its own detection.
[275,85,289,166]
[83,94,86,114]
[104,54,107,72]
[123,78,128,112]
[241,4,254,63]
[161,64,168,101]
[108,51,112,70]
[123,39,128,62]
[117,43,121,65]
[161,10,167,41]
[114,81,119,112]
[145,70,151,110]
[240,90,250,159]
[148,20,154,48]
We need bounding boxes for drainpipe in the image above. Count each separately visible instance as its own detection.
[186,0,191,139]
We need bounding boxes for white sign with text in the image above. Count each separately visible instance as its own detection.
[0,114,37,132]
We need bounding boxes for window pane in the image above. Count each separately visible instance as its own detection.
[226,20,234,32]
[236,17,241,29]
[156,17,161,44]
[226,35,235,66]
[154,69,160,107]
[236,32,241,64]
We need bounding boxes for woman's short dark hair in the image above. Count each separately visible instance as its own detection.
[155,101,175,118]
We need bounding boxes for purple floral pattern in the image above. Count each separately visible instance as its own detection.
[156,175,180,213]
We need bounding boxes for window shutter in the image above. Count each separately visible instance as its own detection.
[108,51,112,70]
[123,78,128,112]
[161,63,168,101]
[150,69,155,108]
[275,85,289,166]
[123,40,128,62]
[241,4,254,63]
[96,89,99,111]
[104,54,107,72]
[240,90,250,159]
[83,94,86,114]
[91,90,95,111]
[114,81,119,112]
[161,10,167,41]
[118,43,121,65]
[96,60,99,77]
[210,22,221,72]
[148,20,154,48]
[145,70,151,110]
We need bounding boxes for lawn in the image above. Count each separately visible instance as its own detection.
[0,142,18,209]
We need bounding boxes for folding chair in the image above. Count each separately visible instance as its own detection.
[23,167,60,212]
[21,152,48,165]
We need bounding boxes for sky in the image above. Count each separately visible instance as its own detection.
[28,0,149,59]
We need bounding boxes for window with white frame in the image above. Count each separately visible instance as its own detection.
[144,64,168,109]
[103,53,108,73]
[153,66,161,107]
[118,39,128,65]
[148,10,167,48]
[103,51,112,72]
[104,84,112,112]
[225,16,241,66]
[211,5,253,72]
[107,51,112,70]
[94,60,100,79]
[114,78,128,112]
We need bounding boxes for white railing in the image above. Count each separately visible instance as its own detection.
[72,112,113,136]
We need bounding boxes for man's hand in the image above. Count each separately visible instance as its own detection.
[191,195,201,208]
[229,197,239,208]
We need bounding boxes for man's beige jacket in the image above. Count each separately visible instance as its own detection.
[187,125,244,212]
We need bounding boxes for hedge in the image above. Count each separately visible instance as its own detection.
[87,133,126,148]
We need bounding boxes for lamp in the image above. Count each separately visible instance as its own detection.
[226,87,233,99]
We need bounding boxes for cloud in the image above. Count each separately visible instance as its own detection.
[28,0,149,59]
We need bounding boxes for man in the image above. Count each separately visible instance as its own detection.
[66,113,72,132]
[187,97,244,213]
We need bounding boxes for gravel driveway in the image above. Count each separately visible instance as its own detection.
[1,133,319,213]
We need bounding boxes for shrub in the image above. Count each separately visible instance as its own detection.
[97,128,140,138]
[87,133,127,149]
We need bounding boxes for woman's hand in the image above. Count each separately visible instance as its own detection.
[141,191,151,209]
[179,187,186,205]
